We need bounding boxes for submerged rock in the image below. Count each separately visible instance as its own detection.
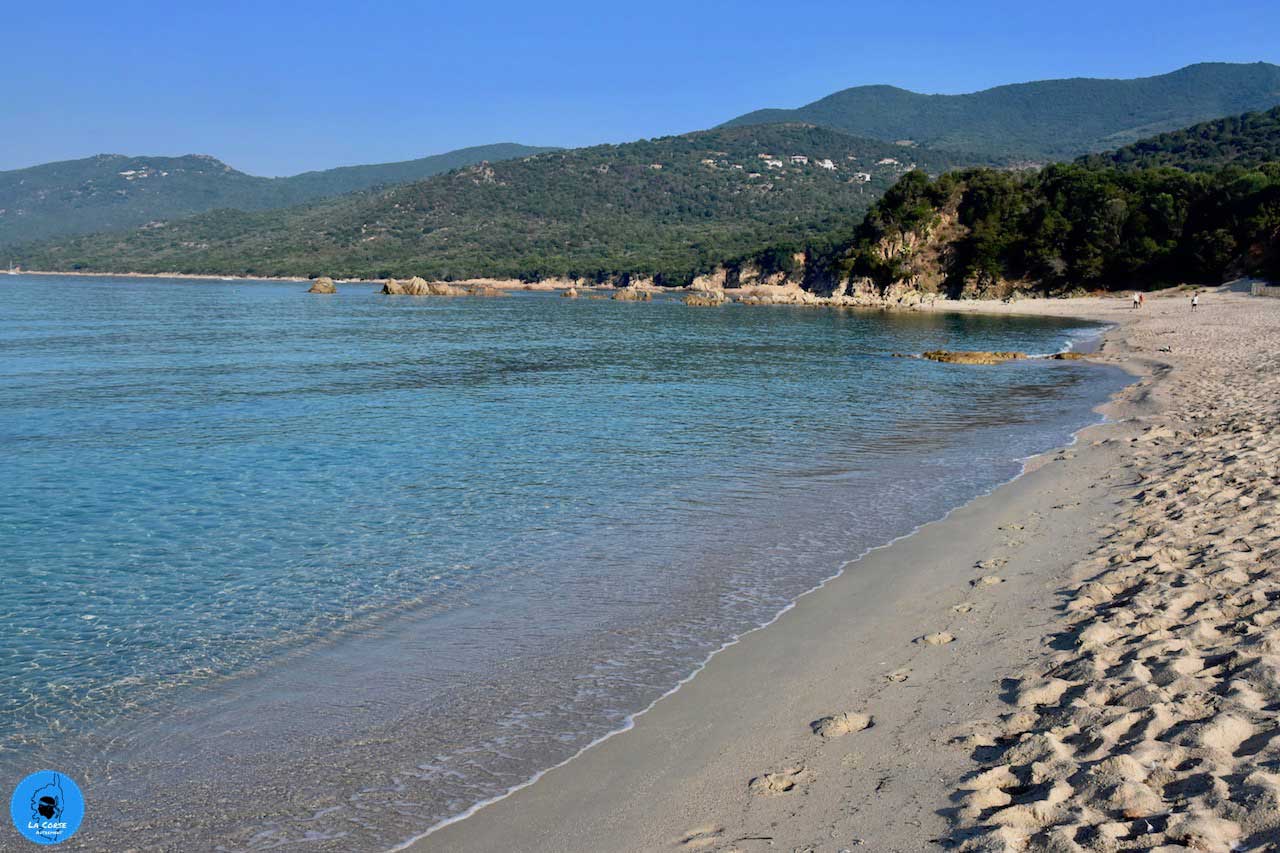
[922,350,1027,365]
[467,285,507,298]
[1050,351,1088,360]
[562,287,579,298]
[307,276,336,294]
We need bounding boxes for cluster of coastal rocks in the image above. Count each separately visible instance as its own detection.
[950,306,1280,851]
[304,265,952,309]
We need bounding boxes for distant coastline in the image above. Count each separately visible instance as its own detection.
[11,269,314,282]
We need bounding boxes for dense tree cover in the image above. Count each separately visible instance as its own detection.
[11,126,964,282]
[0,144,556,248]
[1078,106,1280,172]
[831,162,1280,294]
[722,62,1280,162]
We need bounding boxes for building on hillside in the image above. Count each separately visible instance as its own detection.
[816,158,836,171]
[876,157,899,165]
[790,154,809,165]
[851,172,872,183]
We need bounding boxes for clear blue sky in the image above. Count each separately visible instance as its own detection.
[5,0,1278,176]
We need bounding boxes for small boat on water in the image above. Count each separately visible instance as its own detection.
[6,263,18,275]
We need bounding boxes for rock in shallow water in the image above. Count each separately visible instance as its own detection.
[381,277,466,296]
[921,350,1027,365]
[307,277,336,294]
[612,287,652,301]
[684,291,727,307]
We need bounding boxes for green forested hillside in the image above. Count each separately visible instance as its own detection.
[0,143,555,248]
[722,63,1280,162]
[823,162,1280,295]
[11,125,966,282]
[1077,106,1280,172]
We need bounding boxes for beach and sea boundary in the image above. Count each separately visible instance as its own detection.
[410,286,1280,852]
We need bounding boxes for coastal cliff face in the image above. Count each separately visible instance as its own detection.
[680,204,1025,308]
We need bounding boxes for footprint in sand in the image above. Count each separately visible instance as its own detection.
[810,711,873,738]
[677,824,724,848]
[748,765,808,795]
[917,631,955,645]
[972,575,1005,587]
[976,557,1007,570]
[952,602,974,613]
[886,668,911,682]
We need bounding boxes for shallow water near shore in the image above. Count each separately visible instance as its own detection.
[0,275,1129,850]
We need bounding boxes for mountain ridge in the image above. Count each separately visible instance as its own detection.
[8,125,966,281]
[0,143,558,248]
[721,62,1280,161]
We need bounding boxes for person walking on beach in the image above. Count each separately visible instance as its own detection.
[1133,292,1141,309]
[1191,294,1200,311]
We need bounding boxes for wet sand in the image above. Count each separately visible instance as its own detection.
[411,286,1280,852]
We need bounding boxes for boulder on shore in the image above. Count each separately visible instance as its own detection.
[921,350,1027,365]
[1050,351,1088,360]
[467,285,508,298]
[308,276,337,294]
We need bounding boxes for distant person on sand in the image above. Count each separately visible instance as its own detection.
[1191,294,1199,311]
[1133,292,1141,309]
[1139,292,1145,308]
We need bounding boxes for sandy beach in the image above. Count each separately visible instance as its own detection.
[409,286,1280,852]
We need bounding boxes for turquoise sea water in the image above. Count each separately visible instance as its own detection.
[0,276,1128,850]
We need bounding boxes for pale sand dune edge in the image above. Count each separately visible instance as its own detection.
[410,288,1280,853]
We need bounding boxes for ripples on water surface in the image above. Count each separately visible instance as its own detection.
[0,276,1129,850]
